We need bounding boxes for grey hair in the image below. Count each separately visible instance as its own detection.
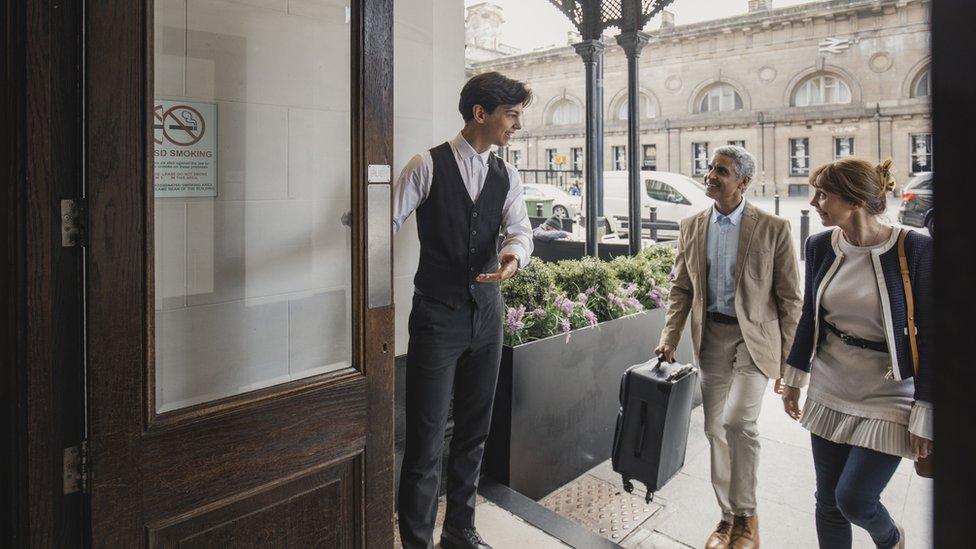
[712,145,757,182]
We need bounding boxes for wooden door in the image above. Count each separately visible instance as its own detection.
[83,0,394,546]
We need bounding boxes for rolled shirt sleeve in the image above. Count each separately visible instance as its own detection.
[498,163,534,268]
[392,153,432,235]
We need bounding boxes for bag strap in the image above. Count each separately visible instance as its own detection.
[897,230,920,376]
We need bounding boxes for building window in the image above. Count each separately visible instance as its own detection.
[571,147,583,172]
[833,137,854,160]
[692,142,709,176]
[698,84,743,113]
[790,138,810,176]
[910,134,933,174]
[728,140,745,148]
[913,69,931,98]
[642,145,657,170]
[511,149,521,169]
[546,148,558,170]
[613,146,627,170]
[616,93,657,121]
[793,75,852,107]
[547,98,582,125]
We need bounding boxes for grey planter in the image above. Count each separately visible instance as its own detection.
[484,308,696,501]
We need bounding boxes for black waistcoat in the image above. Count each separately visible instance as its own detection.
[413,142,510,308]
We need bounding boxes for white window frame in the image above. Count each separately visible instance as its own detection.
[549,99,582,126]
[571,147,583,172]
[510,149,521,169]
[790,138,810,176]
[913,69,931,98]
[642,144,657,170]
[612,145,627,170]
[833,137,854,160]
[728,140,745,148]
[546,148,558,170]
[692,142,709,176]
[699,84,743,113]
[910,133,933,175]
[794,75,852,107]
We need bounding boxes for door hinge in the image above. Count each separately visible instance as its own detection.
[63,440,88,494]
[61,198,86,247]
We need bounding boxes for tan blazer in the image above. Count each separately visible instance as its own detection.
[659,201,803,379]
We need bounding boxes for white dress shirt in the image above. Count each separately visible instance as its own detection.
[392,132,533,269]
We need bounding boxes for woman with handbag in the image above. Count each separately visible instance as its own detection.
[780,157,933,549]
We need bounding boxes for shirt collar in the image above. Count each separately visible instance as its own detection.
[452,132,492,166]
[711,198,747,225]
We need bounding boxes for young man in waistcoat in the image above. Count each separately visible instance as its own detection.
[393,72,533,549]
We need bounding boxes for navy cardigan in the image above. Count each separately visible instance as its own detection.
[785,229,934,403]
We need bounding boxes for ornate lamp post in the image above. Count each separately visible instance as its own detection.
[550,0,675,256]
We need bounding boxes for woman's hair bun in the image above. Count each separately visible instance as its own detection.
[875,158,896,194]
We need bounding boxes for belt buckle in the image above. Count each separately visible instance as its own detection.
[840,333,854,345]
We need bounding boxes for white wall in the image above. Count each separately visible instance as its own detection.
[392,0,466,355]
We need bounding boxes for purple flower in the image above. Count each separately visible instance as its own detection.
[532,308,545,317]
[584,310,598,326]
[625,297,644,310]
[561,318,573,343]
[505,305,526,332]
[577,292,588,304]
[584,287,596,296]
[648,288,665,309]
[554,294,574,314]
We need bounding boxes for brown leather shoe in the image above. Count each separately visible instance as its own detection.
[705,520,733,549]
[730,515,759,549]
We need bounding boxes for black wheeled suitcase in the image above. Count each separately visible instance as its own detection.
[611,356,698,502]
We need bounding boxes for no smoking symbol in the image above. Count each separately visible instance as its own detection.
[161,105,206,146]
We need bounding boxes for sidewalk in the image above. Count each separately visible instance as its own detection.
[544,386,934,548]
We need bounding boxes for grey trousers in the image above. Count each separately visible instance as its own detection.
[699,319,769,519]
[397,293,504,549]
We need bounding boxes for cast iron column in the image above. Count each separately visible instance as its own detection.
[617,31,650,255]
[573,39,605,257]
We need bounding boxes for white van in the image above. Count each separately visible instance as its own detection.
[602,170,710,232]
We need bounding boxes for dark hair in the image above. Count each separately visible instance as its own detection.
[458,72,532,123]
[809,157,895,215]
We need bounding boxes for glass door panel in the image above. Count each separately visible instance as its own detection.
[152,0,352,413]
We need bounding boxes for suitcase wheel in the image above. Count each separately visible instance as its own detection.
[622,478,634,493]
[645,491,654,504]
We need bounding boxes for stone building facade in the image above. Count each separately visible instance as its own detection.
[468,0,932,196]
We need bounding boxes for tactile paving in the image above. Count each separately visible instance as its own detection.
[540,474,660,542]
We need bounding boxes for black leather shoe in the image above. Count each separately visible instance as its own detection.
[440,525,492,549]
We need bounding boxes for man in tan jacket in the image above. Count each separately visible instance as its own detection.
[655,146,802,549]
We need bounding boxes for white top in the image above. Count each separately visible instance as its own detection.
[392,132,534,268]
[784,228,933,457]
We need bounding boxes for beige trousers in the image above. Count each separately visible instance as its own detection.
[699,319,769,519]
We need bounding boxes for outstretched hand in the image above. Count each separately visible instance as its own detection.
[476,253,519,283]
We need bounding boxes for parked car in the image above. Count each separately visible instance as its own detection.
[897,172,934,228]
[603,170,711,232]
[522,183,582,219]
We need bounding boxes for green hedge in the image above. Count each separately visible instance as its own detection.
[501,245,676,346]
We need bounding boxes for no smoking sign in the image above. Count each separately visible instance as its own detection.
[153,99,217,197]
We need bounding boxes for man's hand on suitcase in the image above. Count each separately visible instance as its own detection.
[654,343,675,363]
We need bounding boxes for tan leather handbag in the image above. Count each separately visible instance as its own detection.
[897,230,934,478]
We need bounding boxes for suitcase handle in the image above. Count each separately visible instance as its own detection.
[634,401,648,458]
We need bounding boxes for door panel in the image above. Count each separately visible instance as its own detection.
[84,0,393,545]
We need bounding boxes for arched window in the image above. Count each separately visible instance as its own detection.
[913,69,931,98]
[616,93,656,120]
[793,74,852,107]
[547,99,582,125]
[698,84,744,113]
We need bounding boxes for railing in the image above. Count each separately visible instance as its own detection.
[517,169,583,190]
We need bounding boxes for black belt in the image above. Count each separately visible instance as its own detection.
[707,311,739,325]
[823,320,888,353]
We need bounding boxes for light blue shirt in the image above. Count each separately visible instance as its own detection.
[706,199,746,317]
